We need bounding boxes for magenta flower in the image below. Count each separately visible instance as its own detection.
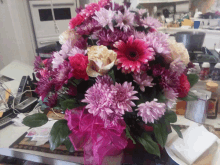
[97,28,132,47]
[160,70,180,93]
[76,18,101,35]
[96,75,114,86]
[114,35,154,74]
[170,58,186,76]
[111,82,139,115]
[115,9,135,32]
[163,87,178,109]
[152,64,165,77]
[144,32,170,56]
[137,99,166,124]
[36,77,54,101]
[133,73,155,92]
[54,61,74,90]
[141,17,162,29]
[46,93,58,108]
[93,8,115,31]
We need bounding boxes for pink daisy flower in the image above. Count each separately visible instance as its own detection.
[132,73,155,92]
[111,82,139,115]
[114,36,154,74]
[115,9,135,32]
[141,17,162,29]
[136,99,166,124]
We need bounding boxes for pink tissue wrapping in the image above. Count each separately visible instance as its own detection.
[65,107,128,165]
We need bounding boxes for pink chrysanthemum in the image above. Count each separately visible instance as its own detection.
[144,32,170,56]
[52,52,64,69]
[114,36,154,74]
[82,82,114,121]
[93,8,115,31]
[111,82,139,115]
[163,87,178,109]
[141,17,162,29]
[81,3,100,20]
[136,99,166,124]
[170,58,186,76]
[115,9,135,32]
[96,75,113,86]
[133,73,155,92]
[134,31,147,39]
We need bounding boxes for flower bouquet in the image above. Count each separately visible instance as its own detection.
[23,0,199,164]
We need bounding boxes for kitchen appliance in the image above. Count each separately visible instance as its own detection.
[29,0,77,58]
[175,31,206,51]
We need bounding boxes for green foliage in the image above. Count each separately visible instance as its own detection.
[153,123,168,148]
[108,69,115,84]
[179,91,198,101]
[187,74,199,88]
[172,125,183,139]
[63,137,75,152]
[49,120,70,151]
[60,99,84,111]
[137,132,161,157]
[157,93,167,103]
[69,79,82,87]
[22,113,48,128]
[164,111,177,124]
[126,126,136,144]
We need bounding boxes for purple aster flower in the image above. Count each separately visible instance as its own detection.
[54,61,74,90]
[96,75,114,86]
[160,70,180,93]
[52,52,64,69]
[152,64,165,77]
[136,99,166,124]
[76,18,101,35]
[115,9,135,32]
[97,28,132,47]
[74,37,88,50]
[170,58,186,76]
[34,56,44,72]
[46,93,58,108]
[82,82,114,122]
[111,82,139,115]
[144,32,170,56]
[133,73,155,92]
[93,8,115,31]
[163,87,178,109]
[36,77,54,101]
[141,17,162,29]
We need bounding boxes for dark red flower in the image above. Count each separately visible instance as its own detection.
[69,54,89,80]
[177,74,190,98]
[143,125,154,132]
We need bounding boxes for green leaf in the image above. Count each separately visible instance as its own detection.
[69,79,82,87]
[60,99,78,110]
[179,91,198,101]
[108,69,115,83]
[153,123,168,148]
[187,74,199,88]
[63,137,75,152]
[157,93,167,103]
[125,126,136,144]
[171,125,183,139]
[49,120,70,151]
[137,133,161,157]
[22,113,48,128]
[164,111,177,123]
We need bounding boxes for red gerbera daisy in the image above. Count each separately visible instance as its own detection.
[114,36,154,74]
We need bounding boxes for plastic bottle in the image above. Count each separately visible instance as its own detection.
[200,62,210,80]
[212,63,220,81]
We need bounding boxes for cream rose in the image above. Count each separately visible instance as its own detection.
[168,39,190,66]
[86,45,117,77]
[59,29,79,45]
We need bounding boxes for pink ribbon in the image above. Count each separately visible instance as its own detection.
[65,107,128,165]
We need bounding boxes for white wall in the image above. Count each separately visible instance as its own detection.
[0,0,36,70]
